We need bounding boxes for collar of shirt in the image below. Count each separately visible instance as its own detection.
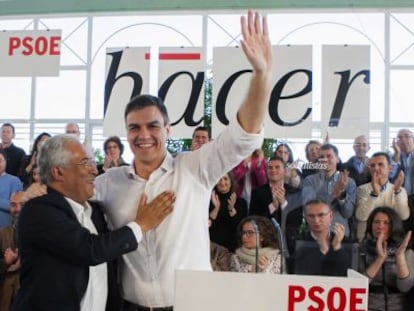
[64,198,97,234]
[127,153,173,180]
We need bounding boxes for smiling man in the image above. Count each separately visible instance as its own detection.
[13,135,174,311]
[301,143,357,239]
[94,10,273,311]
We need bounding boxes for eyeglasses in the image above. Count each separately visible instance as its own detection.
[242,230,257,237]
[69,158,96,169]
[305,211,331,220]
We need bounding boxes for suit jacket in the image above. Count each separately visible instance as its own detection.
[249,183,303,256]
[12,187,138,311]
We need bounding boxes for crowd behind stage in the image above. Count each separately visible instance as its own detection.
[1,121,414,311]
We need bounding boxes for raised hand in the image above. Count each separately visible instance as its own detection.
[370,171,381,195]
[333,171,349,199]
[396,230,411,258]
[240,10,272,74]
[376,232,388,260]
[393,170,405,193]
[135,191,175,232]
[331,223,345,251]
[227,192,237,217]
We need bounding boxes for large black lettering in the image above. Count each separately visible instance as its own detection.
[269,69,312,126]
[329,70,370,127]
[104,50,143,115]
[216,69,252,125]
[158,71,205,126]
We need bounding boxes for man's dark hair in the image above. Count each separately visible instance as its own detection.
[267,155,285,165]
[124,94,169,125]
[1,122,15,134]
[370,151,391,165]
[192,126,211,139]
[320,143,339,156]
[303,198,332,213]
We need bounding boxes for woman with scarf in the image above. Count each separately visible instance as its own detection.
[360,206,414,311]
[230,215,281,274]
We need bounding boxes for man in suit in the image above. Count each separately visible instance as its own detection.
[343,135,371,187]
[249,156,302,257]
[12,134,175,311]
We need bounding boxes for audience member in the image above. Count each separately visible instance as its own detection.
[392,128,414,195]
[97,136,129,175]
[274,143,301,189]
[0,150,23,228]
[230,215,281,273]
[209,219,232,272]
[64,122,81,138]
[355,152,410,242]
[209,173,248,252]
[93,11,272,309]
[301,140,322,178]
[344,135,371,186]
[359,207,413,311]
[249,156,302,255]
[13,134,174,310]
[302,143,357,238]
[291,199,351,276]
[0,192,23,311]
[0,123,26,178]
[19,132,51,187]
[190,126,210,151]
[232,148,267,206]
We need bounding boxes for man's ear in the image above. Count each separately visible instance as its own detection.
[165,124,171,139]
[51,166,65,181]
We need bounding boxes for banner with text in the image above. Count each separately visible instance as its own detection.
[0,30,61,76]
[175,270,368,311]
[104,47,150,137]
[158,47,205,137]
[212,45,313,138]
[321,45,370,138]
[104,45,370,139]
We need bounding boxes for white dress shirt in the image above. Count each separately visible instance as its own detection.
[94,118,263,307]
[66,198,108,311]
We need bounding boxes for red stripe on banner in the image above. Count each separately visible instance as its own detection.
[144,53,200,60]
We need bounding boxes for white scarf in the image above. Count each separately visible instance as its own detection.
[235,247,279,265]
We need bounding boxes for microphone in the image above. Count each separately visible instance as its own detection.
[251,220,260,273]
[271,217,288,274]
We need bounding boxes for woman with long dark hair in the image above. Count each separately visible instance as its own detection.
[360,206,413,311]
[19,132,51,187]
[209,172,248,252]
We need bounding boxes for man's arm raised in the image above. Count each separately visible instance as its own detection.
[237,10,273,134]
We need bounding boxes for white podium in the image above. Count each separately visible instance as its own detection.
[175,269,368,311]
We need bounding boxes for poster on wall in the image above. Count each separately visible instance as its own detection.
[0,30,61,76]
[158,47,205,138]
[212,45,313,139]
[321,45,370,138]
[104,47,150,137]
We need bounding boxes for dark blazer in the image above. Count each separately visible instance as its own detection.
[249,183,303,258]
[12,187,138,311]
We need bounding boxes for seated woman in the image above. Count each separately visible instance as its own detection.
[209,172,248,252]
[230,215,281,273]
[360,206,414,311]
[97,136,128,175]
